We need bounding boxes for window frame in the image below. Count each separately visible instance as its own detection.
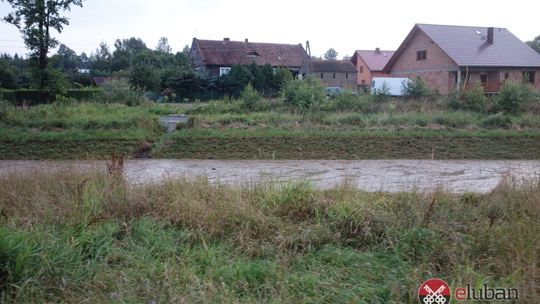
[219,67,231,76]
[523,71,536,84]
[416,50,427,61]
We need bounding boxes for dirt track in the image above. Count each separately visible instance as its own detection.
[1,159,539,193]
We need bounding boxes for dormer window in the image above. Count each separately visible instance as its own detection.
[246,51,260,58]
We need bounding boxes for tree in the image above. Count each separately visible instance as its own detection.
[0,61,17,89]
[526,35,540,54]
[90,42,112,75]
[112,37,148,71]
[156,37,172,54]
[2,0,84,101]
[324,48,338,60]
[51,43,78,76]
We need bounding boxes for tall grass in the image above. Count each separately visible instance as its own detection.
[0,169,538,302]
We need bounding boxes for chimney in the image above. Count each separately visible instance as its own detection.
[245,38,248,42]
[375,47,381,54]
[487,27,494,44]
[224,37,230,41]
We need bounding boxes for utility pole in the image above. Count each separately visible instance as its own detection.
[304,40,312,76]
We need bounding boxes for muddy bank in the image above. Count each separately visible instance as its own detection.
[1,159,538,193]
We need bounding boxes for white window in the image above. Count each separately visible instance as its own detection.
[219,67,231,76]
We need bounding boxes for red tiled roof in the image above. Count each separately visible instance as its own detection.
[310,60,357,73]
[354,50,395,71]
[192,38,308,68]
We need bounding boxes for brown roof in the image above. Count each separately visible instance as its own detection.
[386,24,540,71]
[192,38,308,68]
[310,60,357,73]
[353,49,395,71]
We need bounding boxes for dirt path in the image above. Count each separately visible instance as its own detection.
[0,160,538,193]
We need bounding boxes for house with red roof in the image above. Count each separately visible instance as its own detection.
[190,38,309,77]
[351,48,395,90]
[384,24,540,94]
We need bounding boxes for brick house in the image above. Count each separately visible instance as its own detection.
[384,24,540,94]
[351,48,395,89]
[190,38,308,77]
[309,60,358,91]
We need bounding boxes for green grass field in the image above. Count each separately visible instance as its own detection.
[1,99,540,159]
[0,169,538,303]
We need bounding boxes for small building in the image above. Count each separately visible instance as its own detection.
[190,38,309,77]
[384,24,540,94]
[351,48,395,89]
[308,60,358,91]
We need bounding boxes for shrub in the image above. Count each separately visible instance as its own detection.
[402,77,439,100]
[461,82,487,112]
[481,114,512,129]
[330,91,374,112]
[282,77,325,112]
[240,84,261,111]
[495,83,534,114]
[0,98,11,119]
[66,89,103,101]
[373,81,390,102]
[0,89,15,104]
[338,113,366,126]
[98,78,147,106]
[14,89,50,106]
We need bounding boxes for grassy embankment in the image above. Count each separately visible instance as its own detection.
[1,99,540,159]
[0,102,187,159]
[0,169,538,302]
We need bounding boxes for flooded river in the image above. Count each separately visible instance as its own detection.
[0,160,539,193]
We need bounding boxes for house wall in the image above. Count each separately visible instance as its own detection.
[317,72,358,91]
[461,68,540,92]
[354,56,371,88]
[389,30,459,94]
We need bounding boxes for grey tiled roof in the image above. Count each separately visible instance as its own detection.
[417,24,540,67]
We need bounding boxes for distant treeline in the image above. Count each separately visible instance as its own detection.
[0,37,293,102]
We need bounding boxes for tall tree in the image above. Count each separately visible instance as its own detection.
[2,0,84,100]
[526,35,540,54]
[156,37,172,54]
[324,48,338,60]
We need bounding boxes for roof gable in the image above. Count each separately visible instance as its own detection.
[192,38,308,68]
[387,24,540,70]
[354,50,395,71]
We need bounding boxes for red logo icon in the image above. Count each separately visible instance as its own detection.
[418,278,451,304]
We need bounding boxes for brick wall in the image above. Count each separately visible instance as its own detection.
[355,56,371,88]
[317,72,358,91]
[389,30,458,94]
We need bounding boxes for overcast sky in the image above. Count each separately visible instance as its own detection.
[0,0,538,58]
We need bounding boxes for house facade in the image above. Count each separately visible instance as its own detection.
[351,48,395,89]
[309,60,358,91]
[384,24,540,94]
[190,38,309,77]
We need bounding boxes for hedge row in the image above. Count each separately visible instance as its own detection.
[0,89,103,105]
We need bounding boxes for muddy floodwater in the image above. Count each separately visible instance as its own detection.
[1,160,539,193]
